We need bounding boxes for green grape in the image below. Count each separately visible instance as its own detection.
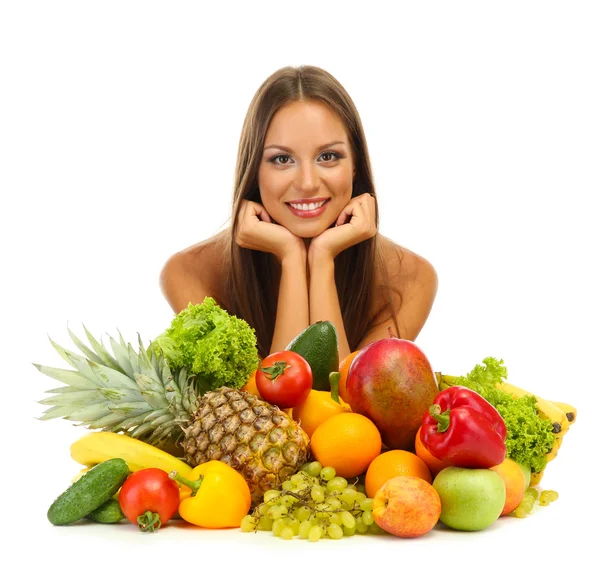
[280,526,295,540]
[257,503,270,516]
[354,492,367,503]
[308,525,322,542]
[362,510,374,525]
[325,497,342,509]
[329,513,341,525]
[539,494,551,506]
[311,485,326,502]
[354,484,366,494]
[355,517,369,533]
[513,505,528,518]
[310,516,321,526]
[320,466,336,481]
[360,498,374,511]
[291,472,306,484]
[258,515,274,531]
[341,511,356,529]
[315,503,330,519]
[299,519,312,538]
[525,487,539,499]
[541,490,559,502]
[343,523,356,536]
[240,515,258,532]
[327,523,344,539]
[288,518,301,534]
[272,518,287,536]
[267,505,288,519]
[296,481,309,491]
[305,461,323,477]
[327,477,348,492]
[369,522,386,535]
[280,495,298,508]
[282,480,294,491]
[263,489,281,503]
[340,488,357,506]
[295,506,312,522]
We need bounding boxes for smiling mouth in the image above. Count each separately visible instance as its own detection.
[286,198,331,212]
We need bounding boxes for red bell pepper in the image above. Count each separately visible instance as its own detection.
[420,385,507,468]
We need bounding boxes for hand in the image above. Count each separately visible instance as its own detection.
[308,193,378,263]
[235,199,306,263]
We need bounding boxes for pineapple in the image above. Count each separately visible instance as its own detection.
[35,326,309,504]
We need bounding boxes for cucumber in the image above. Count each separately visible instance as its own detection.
[47,458,130,526]
[286,321,339,391]
[85,497,125,524]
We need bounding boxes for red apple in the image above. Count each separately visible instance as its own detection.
[372,475,441,538]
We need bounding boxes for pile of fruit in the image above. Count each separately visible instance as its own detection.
[37,299,577,538]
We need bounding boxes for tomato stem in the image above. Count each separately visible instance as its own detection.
[137,511,161,532]
[260,361,289,381]
[169,471,204,496]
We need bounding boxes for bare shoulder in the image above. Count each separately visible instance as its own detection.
[376,235,438,296]
[159,229,230,313]
[372,234,438,340]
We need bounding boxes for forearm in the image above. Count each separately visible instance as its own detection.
[270,251,310,353]
[308,255,351,361]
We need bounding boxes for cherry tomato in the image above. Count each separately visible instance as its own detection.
[255,351,313,408]
[118,468,180,532]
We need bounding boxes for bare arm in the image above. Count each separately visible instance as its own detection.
[269,249,310,353]
[308,253,352,361]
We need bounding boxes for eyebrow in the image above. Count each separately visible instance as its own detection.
[263,140,346,152]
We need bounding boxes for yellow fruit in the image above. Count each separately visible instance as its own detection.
[310,413,382,478]
[292,389,351,438]
[241,370,262,399]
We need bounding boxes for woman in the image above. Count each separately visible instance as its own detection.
[160,65,438,361]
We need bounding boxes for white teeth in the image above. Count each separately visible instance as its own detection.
[290,200,326,211]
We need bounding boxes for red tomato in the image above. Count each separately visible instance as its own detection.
[118,468,180,532]
[255,351,313,408]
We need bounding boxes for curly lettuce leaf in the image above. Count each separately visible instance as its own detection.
[151,298,259,391]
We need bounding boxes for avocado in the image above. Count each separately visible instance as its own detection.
[286,321,339,391]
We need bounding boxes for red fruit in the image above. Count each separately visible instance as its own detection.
[346,333,439,451]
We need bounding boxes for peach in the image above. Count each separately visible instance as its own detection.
[490,457,527,516]
[372,475,441,538]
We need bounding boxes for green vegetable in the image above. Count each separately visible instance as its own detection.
[86,497,125,524]
[150,297,259,392]
[437,357,555,473]
[47,458,130,526]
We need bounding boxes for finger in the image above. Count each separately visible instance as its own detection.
[259,208,272,223]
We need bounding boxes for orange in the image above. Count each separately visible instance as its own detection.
[292,390,351,438]
[365,449,432,498]
[414,426,447,478]
[338,350,360,403]
[310,413,382,478]
[241,370,262,399]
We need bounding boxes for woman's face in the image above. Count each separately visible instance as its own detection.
[257,100,355,239]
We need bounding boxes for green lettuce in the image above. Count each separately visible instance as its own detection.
[438,357,555,473]
[150,297,259,393]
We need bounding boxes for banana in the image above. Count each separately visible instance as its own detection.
[70,431,193,477]
[496,382,570,437]
[529,469,544,487]
[550,400,577,425]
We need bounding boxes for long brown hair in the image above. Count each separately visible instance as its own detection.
[222,65,400,358]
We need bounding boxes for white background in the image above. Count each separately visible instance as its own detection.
[1,1,598,566]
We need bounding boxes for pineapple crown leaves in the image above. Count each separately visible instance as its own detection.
[34,325,203,446]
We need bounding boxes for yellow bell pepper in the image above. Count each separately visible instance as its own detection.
[169,460,251,528]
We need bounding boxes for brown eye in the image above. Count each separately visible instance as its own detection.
[320,151,340,162]
[270,155,292,165]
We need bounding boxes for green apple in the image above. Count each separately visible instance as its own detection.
[516,461,531,489]
[433,467,506,531]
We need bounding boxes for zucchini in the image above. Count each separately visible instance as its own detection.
[47,458,129,526]
[85,497,125,524]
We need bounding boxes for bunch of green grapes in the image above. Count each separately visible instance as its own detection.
[513,487,559,518]
[240,461,386,541]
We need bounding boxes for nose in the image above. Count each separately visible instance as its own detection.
[294,162,320,192]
